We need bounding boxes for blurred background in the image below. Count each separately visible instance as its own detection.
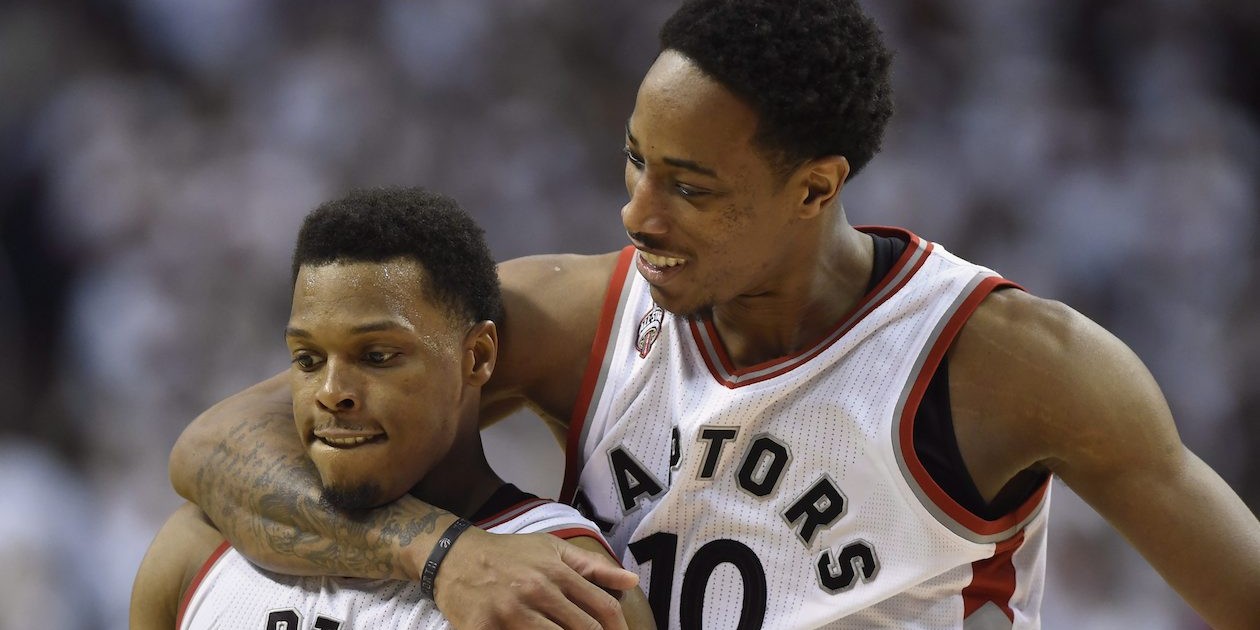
[1,0,1257,627]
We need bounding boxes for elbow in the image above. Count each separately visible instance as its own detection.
[169,406,215,500]
[168,371,291,500]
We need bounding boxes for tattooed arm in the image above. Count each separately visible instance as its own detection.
[170,372,445,579]
[169,372,637,628]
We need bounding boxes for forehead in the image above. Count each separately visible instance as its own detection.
[629,51,765,170]
[290,260,446,329]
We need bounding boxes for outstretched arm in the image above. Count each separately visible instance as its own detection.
[953,291,1260,629]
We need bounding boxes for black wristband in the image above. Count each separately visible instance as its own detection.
[419,517,473,599]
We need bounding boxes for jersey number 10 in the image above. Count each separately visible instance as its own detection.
[628,531,878,628]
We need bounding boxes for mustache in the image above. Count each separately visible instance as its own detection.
[628,231,668,251]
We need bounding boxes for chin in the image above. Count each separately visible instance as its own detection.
[320,481,385,511]
[649,287,711,319]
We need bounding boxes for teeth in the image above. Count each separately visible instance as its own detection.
[641,251,685,268]
[321,435,378,447]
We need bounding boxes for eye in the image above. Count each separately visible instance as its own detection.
[622,146,645,170]
[675,182,709,198]
[363,350,399,366]
[292,352,323,371]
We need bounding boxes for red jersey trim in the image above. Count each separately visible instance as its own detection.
[692,228,932,388]
[897,275,1051,537]
[176,539,232,629]
[475,497,552,530]
[480,500,618,561]
[560,246,637,503]
[548,527,619,563]
[962,530,1026,622]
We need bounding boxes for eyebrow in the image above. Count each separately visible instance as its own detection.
[625,119,719,179]
[284,320,412,339]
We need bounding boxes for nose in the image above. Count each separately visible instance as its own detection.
[621,174,669,238]
[315,361,359,412]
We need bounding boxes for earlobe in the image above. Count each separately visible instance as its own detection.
[463,320,498,386]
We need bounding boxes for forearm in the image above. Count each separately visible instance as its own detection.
[165,375,641,629]
[1073,448,1260,629]
[169,374,456,580]
[1133,453,1260,629]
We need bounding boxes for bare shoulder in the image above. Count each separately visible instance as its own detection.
[486,251,625,424]
[499,251,625,292]
[959,288,1168,432]
[130,503,226,629]
[955,288,1122,385]
[950,288,1182,489]
[498,252,626,332]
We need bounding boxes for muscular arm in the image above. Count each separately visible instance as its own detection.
[951,290,1260,629]
[168,252,633,628]
[480,252,625,429]
[170,373,447,580]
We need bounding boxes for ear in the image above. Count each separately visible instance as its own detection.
[462,320,498,387]
[795,155,849,219]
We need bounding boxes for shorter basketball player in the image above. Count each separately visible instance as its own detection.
[129,187,653,629]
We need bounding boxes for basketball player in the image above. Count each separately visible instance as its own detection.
[169,1,1260,628]
[131,188,652,629]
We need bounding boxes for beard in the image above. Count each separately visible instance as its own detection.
[647,285,713,320]
[321,481,384,511]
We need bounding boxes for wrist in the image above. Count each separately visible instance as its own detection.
[419,517,473,599]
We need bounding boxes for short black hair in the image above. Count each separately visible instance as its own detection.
[292,187,502,325]
[659,0,894,177]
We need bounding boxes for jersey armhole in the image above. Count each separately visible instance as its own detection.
[175,540,232,629]
[560,246,636,503]
[897,277,1051,540]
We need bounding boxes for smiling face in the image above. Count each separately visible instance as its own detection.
[285,259,469,510]
[621,50,830,318]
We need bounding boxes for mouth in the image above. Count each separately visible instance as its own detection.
[313,429,386,449]
[636,249,687,285]
[639,250,685,268]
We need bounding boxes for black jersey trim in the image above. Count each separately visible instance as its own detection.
[868,232,1048,523]
[471,483,544,526]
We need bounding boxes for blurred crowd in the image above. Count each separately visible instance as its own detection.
[1,0,1256,628]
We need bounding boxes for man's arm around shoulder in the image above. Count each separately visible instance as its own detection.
[482,251,626,428]
[166,251,638,628]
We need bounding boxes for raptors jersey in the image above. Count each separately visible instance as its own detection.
[178,493,610,630]
[560,229,1051,629]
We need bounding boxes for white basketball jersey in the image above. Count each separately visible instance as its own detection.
[178,498,610,630]
[560,229,1051,629]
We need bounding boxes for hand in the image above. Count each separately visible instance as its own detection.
[431,528,640,629]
